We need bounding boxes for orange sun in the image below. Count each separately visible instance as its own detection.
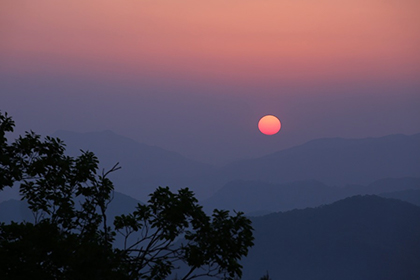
[258,115,281,135]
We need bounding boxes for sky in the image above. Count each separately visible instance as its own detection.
[1,0,419,164]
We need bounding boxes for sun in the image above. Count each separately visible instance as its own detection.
[258,115,281,135]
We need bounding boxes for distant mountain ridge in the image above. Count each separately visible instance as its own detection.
[242,195,420,280]
[52,130,216,199]
[379,189,420,207]
[47,130,420,201]
[218,133,420,187]
[0,191,140,224]
[203,177,420,214]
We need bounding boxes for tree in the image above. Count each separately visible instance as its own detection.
[0,111,254,280]
[259,271,272,280]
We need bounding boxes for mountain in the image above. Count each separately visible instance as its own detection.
[52,130,216,200]
[203,180,339,214]
[203,177,420,214]
[0,191,141,224]
[218,133,420,187]
[241,195,420,280]
[342,177,420,196]
[379,189,420,207]
[47,131,420,201]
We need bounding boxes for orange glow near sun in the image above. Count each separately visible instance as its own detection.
[258,115,281,135]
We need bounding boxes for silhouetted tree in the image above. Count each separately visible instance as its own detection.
[0,111,254,280]
[259,271,272,280]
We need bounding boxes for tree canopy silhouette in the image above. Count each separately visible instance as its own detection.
[0,111,254,280]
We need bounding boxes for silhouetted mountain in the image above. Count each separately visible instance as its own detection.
[379,189,420,207]
[0,191,141,224]
[219,133,420,187]
[203,177,420,214]
[343,177,420,195]
[203,180,339,214]
[52,130,216,200]
[241,195,420,280]
[48,131,420,201]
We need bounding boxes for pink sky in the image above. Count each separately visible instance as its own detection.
[2,0,419,85]
[1,0,419,164]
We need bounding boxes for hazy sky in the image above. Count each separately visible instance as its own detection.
[1,0,419,164]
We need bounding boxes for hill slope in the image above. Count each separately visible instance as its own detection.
[48,131,420,201]
[219,133,420,186]
[52,130,216,199]
[242,195,420,280]
[0,192,141,224]
[379,189,420,207]
[203,177,420,214]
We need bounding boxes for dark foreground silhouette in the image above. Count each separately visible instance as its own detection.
[242,195,420,280]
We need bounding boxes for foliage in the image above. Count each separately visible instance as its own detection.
[0,111,254,280]
[259,271,272,280]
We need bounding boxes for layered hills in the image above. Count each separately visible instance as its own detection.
[52,130,216,199]
[49,131,420,201]
[203,177,420,214]
[220,133,420,186]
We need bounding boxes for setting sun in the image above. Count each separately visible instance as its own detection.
[258,115,281,135]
